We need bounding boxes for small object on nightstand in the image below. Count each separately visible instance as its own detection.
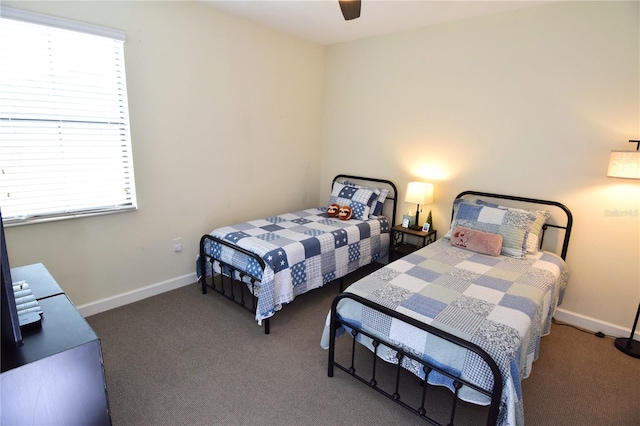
[391,225,437,261]
[401,214,415,228]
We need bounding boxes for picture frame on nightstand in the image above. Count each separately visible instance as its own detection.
[422,223,430,232]
[402,214,415,228]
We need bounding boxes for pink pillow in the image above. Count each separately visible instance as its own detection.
[450,226,503,257]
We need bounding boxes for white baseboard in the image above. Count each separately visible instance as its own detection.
[76,277,639,343]
[554,307,640,340]
[76,273,197,318]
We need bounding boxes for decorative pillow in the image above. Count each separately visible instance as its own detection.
[341,180,389,216]
[443,198,476,239]
[445,198,537,258]
[450,226,503,257]
[328,182,377,220]
[475,200,550,253]
[526,210,550,252]
[370,188,389,216]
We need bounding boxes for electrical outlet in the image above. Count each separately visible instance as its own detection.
[173,238,182,253]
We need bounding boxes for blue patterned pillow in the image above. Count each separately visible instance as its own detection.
[445,198,537,258]
[328,182,377,220]
[475,200,550,254]
[341,180,390,216]
[370,187,389,216]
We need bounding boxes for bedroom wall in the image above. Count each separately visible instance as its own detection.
[321,1,640,334]
[3,1,638,338]
[2,1,325,311]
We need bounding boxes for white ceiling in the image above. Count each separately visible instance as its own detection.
[202,0,552,45]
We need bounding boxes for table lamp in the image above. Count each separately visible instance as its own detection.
[405,182,433,231]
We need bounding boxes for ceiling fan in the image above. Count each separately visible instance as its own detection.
[339,0,361,21]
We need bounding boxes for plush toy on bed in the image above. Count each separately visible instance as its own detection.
[338,205,353,220]
[327,203,340,217]
[450,226,503,257]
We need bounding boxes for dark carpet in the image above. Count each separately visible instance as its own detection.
[87,265,640,425]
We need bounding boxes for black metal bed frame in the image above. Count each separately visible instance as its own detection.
[198,174,398,334]
[328,292,503,425]
[327,191,573,425]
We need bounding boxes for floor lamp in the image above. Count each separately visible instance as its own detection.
[607,140,640,358]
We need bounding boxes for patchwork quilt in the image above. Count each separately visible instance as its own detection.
[321,239,569,426]
[198,208,390,324]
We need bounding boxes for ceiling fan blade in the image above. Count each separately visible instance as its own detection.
[339,0,361,21]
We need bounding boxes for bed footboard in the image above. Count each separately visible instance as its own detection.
[327,293,503,426]
[199,234,271,334]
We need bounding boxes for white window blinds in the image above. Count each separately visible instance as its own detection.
[0,8,137,226]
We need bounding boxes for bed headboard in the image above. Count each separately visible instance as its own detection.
[454,191,573,260]
[332,175,398,227]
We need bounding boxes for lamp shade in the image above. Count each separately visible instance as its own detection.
[607,151,640,180]
[405,182,434,205]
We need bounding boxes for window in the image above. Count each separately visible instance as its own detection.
[0,8,137,226]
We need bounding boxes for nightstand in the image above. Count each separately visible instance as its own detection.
[391,225,437,261]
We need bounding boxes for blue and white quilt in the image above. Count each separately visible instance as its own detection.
[321,239,569,426]
[198,207,390,324]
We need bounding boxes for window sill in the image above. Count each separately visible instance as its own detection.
[4,206,138,227]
